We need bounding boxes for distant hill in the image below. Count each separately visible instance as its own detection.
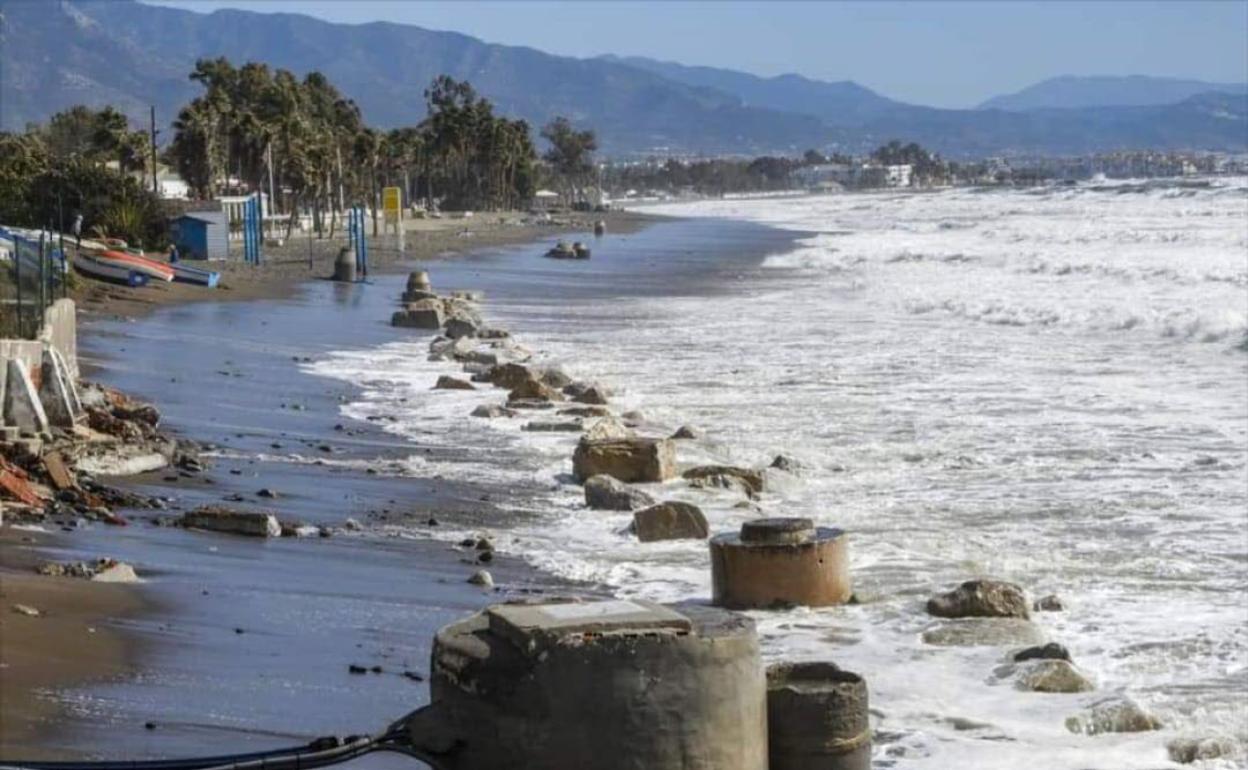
[980,75,1248,111]
[1,0,1244,157]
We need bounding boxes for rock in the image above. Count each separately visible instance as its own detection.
[558,406,612,418]
[344,517,363,531]
[180,507,281,538]
[1065,697,1162,736]
[921,618,1047,647]
[584,474,656,511]
[770,454,800,472]
[467,569,494,587]
[1017,660,1094,693]
[391,300,444,329]
[583,416,632,441]
[538,367,574,389]
[478,327,510,340]
[621,410,646,423]
[471,404,518,419]
[926,579,1030,620]
[434,375,476,391]
[523,421,583,432]
[91,562,140,583]
[670,425,701,440]
[1167,736,1237,764]
[508,378,563,403]
[683,465,765,499]
[486,363,538,390]
[572,438,677,483]
[257,488,279,499]
[1013,642,1071,663]
[441,297,483,327]
[11,604,40,617]
[566,383,609,405]
[348,663,368,674]
[506,398,557,411]
[458,350,500,367]
[633,502,709,542]
[444,317,478,339]
[1033,594,1064,612]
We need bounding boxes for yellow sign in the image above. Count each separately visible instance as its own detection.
[383,186,402,218]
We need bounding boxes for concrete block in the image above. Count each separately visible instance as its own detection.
[39,349,76,427]
[3,359,49,435]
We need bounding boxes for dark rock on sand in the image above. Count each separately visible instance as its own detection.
[927,579,1030,620]
[584,474,656,511]
[633,501,709,542]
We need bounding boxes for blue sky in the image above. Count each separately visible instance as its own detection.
[143,1,1248,108]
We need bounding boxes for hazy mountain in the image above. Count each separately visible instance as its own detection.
[980,75,1248,111]
[600,55,903,126]
[1,0,1244,157]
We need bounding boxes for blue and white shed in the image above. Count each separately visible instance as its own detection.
[169,211,227,260]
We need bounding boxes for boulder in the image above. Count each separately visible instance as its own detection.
[539,367,574,389]
[770,454,800,473]
[1065,697,1162,736]
[180,506,281,537]
[457,350,500,367]
[633,502,709,542]
[429,335,475,361]
[683,465,765,499]
[584,474,656,511]
[921,618,1046,647]
[523,421,583,433]
[441,297,483,327]
[558,406,612,418]
[434,376,476,391]
[508,378,563,403]
[487,363,539,390]
[670,425,701,440]
[444,317,478,339]
[1167,737,1237,764]
[471,404,518,419]
[926,579,1030,620]
[506,398,557,411]
[91,562,140,583]
[392,300,444,329]
[566,383,610,405]
[478,327,510,340]
[572,438,676,483]
[1017,660,1094,693]
[1033,594,1065,612]
[1013,642,1071,663]
[467,569,494,587]
[583,416,633,442]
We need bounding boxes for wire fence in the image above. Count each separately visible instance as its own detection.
[0,230,70,340]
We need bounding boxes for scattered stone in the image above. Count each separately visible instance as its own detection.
[478,328,510,340]
[468,569,494,587]
[770,454,800,472]
[1167,736,1237,764]
[1013,642,1071,663]
[505,398,557,411]
[344,518,363,531]
[508,378,563,402]
[348,664,368,674]
[1033,594,1064,612]
[256,488,279,499]
[583,416,632,441]
[434,375,476,391]
[1065,697,1162,736]
[11,604,40,617]
[921,618,1046,647]
[477,551,494,564]
[535,367,572,389]
[632,501,709,542]
[91,562,140,583]
[557,406,612,418]
[470,404,518,419]
[486,363,538,390]
[180,507,281,538]
[670,425,701,440]
[583,474,656,511]
[926,579,1030,620]
[444,317,478,339]
[1017,660,1094,693]
[523,420,582,432]
[572,438,676,483]
[683,465,765,499]
[567,384,609,405]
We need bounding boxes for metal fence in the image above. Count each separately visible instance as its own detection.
[0,230,70,340]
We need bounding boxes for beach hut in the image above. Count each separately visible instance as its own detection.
[169,211,227,260]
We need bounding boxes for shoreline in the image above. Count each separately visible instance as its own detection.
[1,210,655,759]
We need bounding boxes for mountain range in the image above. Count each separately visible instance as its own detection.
[1,0,1244,158]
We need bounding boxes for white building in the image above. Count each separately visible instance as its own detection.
[157,171,190,200]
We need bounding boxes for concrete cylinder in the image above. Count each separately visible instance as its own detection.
[710,518,851,609]
[410,599,767,770]
[767,662,870,770]
[407,270,432,292]
[594,220,606,236]
[333,247,357,282]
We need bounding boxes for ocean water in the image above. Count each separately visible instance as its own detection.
[309,180,1248,769]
